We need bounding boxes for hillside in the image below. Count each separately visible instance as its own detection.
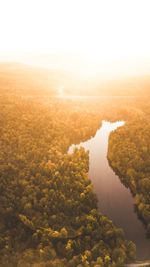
[0,63,150,97]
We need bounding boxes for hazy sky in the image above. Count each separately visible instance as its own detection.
[0,0,150,78]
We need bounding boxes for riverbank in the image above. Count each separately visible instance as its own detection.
[70,120,150,260]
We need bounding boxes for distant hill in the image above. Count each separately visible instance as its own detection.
[0,63,69,96]
[0,62,150,96]
[92,77,150,96]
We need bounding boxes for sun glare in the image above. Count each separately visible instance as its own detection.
[0,0,150,78]
[58,86,65,97]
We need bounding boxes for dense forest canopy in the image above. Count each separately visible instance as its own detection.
[108,103,150,238]
[0,91,140,267]
[0,66,150,266]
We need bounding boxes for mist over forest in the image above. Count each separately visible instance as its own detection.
[1,63,150,97]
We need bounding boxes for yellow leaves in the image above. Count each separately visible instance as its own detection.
[51,231,60,238]
[45,160,55,169]
[126,168,136,178]
[24,202,32,211]
[39,248,44,255]
[18,214,34,230]
[134,194,141,205]
[138,202,144,211]
[60,227,68,238]
[86,184,93,192]
[66,240,73,251]
[84,250,92,260]
[86,214,96,223]
[80,192,85,199]
[19,179,28,187]
[41,227,68,239]
[104,255,111,263]
[81,254,88,263]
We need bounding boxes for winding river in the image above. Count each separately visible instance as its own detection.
[69,121,150,260]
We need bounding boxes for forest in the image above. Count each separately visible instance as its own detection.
[0,93,138,267]
[1,0,150,265]
[108,99,150,237]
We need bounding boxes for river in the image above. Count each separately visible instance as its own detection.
[69,120,150,260]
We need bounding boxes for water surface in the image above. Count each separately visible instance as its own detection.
[69,121,150,260]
